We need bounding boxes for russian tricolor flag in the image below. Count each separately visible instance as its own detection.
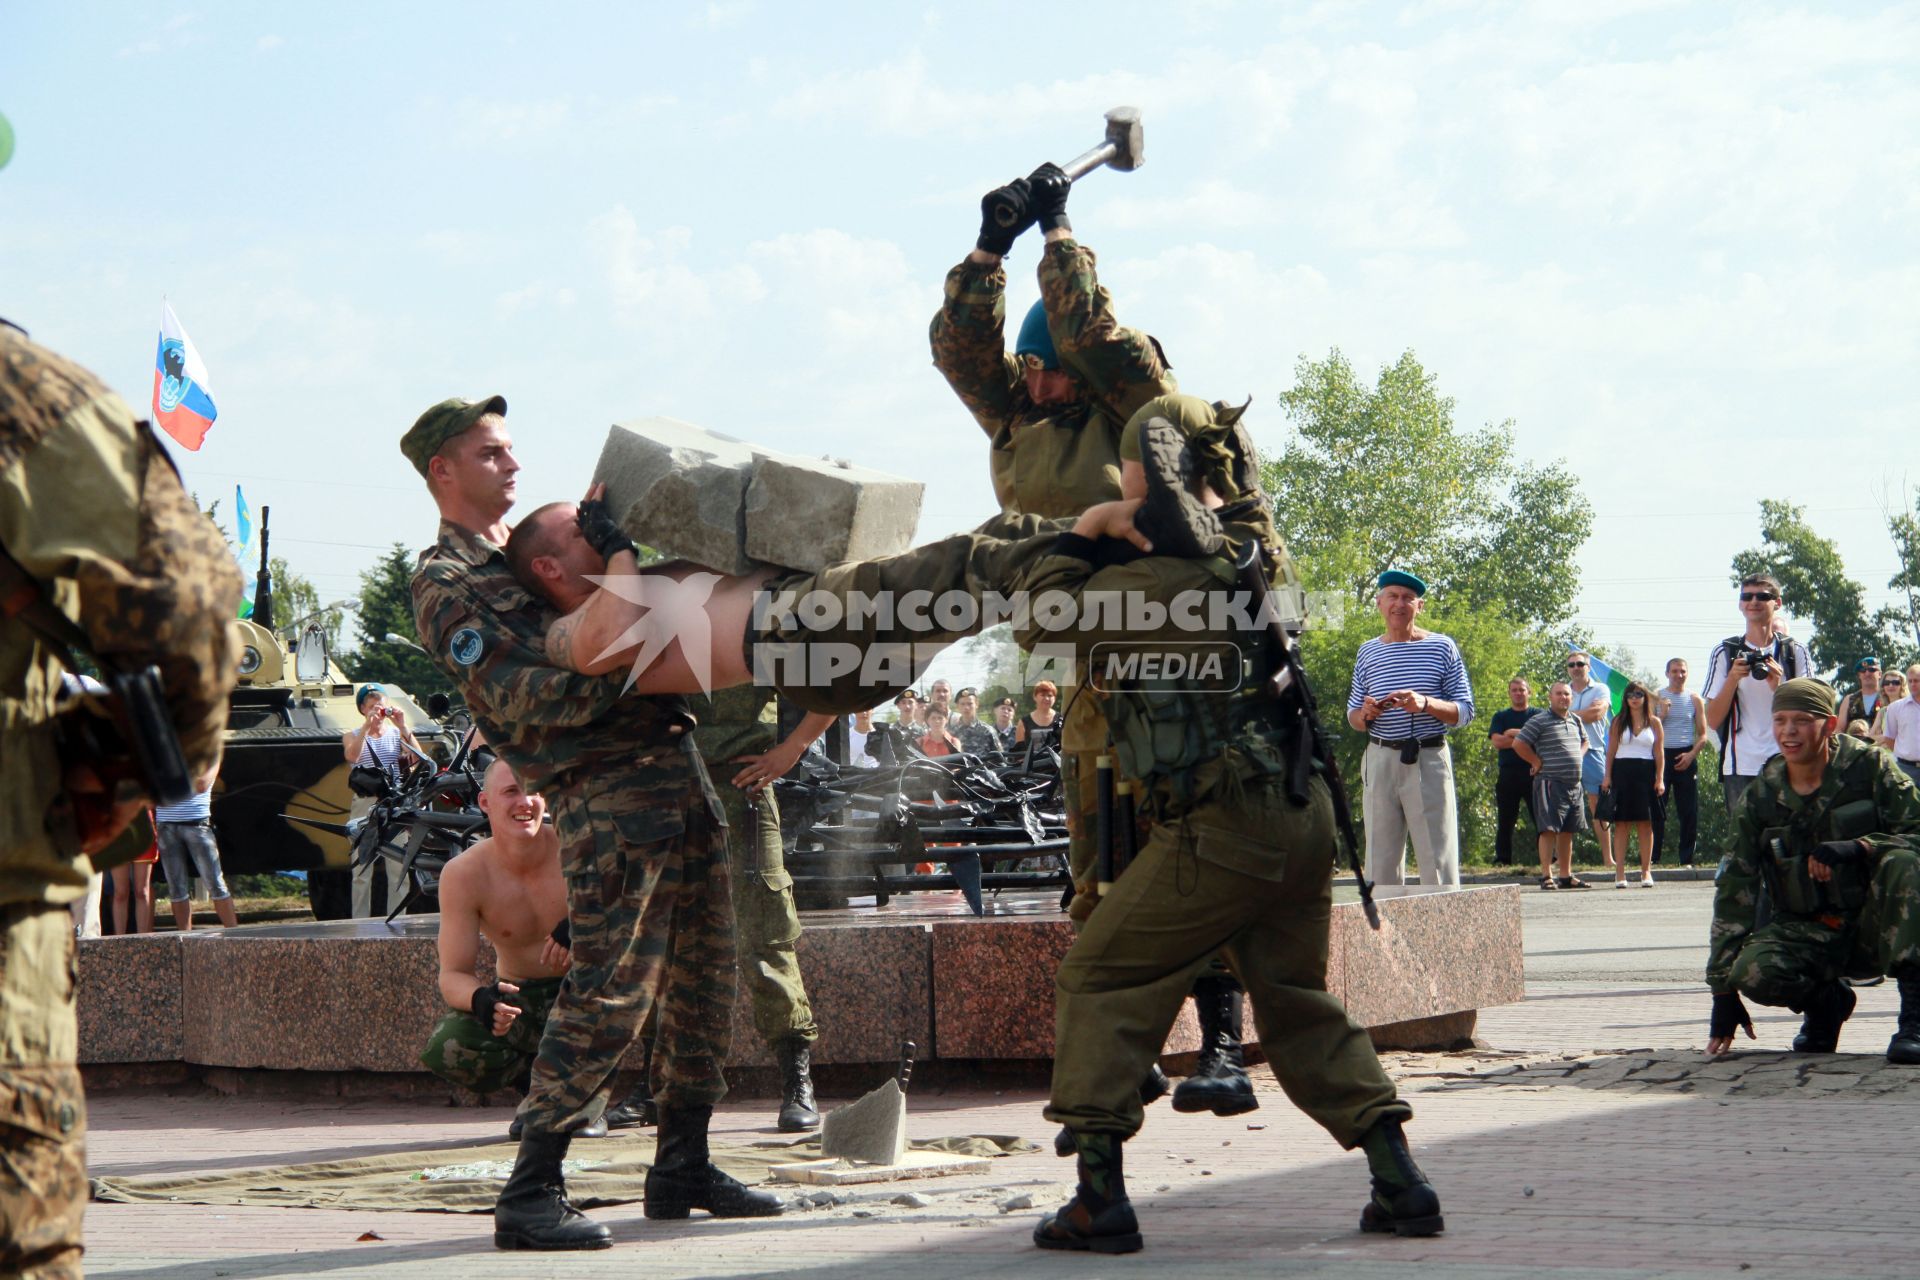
[152,302,218,451]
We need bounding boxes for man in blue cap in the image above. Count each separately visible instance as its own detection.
[1346,570,1475,887]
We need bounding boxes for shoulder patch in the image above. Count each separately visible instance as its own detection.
[449,626,486,667]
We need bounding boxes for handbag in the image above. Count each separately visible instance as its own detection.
[1593,788,1617,822]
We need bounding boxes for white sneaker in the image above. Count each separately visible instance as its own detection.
[1640,875,1655,887]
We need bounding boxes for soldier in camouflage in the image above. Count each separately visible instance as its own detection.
[1,313,241,1278]
[931,167,1257,1121]
[1705,677,1920,1063]
[1005,403,1440,1254]
[403,398,780,1252]
[690,686,829,1132]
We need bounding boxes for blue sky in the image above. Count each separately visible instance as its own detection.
[3,1,1916,684]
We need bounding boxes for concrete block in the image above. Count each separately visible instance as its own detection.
[592,418,924,575]
[819,1077,908,1165]
[593,417,756,576]
[744,455,923,571]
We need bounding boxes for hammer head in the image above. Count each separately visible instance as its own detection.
[1104,106,1144,171]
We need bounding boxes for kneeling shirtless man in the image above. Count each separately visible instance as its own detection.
[422,759,650,1135]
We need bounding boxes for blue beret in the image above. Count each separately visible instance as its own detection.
[1378,569,1427,597]
[355,683,387,711]
[1013,299,1058,370]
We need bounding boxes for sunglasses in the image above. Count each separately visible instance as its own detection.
[1567,662,1588,669]
[1740,591,1778,602]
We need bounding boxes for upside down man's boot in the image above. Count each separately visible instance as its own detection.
[1357,1115,1445,1238]
[1888,974,1920,1065]
[1033,1131,1143,1254]
[1791,980,1857,1053]
[644,1105,785,1219]
[1171,975,1259,1116]
[493,1129,613,1251]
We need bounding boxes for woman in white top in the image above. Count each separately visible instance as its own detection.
[1602,682,1665,888]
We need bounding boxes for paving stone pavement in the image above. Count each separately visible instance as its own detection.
[77,881,1920,1279]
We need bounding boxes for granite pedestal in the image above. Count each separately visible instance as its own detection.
[76,885,1521,1077]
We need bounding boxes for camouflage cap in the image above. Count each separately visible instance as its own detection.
[401,394,507,477]
[1774,677,1838,718]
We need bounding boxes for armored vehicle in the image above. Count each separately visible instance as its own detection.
[213,616,452,919]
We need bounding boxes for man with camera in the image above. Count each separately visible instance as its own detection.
[1705,678,1920,1065]
[1,311,242,1275]
[1703,574,1812,814]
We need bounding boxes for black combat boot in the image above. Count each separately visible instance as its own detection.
[774,1037,821,1132]
[604,1084,656,1130]
[1130,417,1226,559]
[1356,1115,1444,1238]
[643,1105,785,1219]
[493,1129,613,1251]
[1888,975,1920,1065]
[1033,1131,1143,1254]
[1791,980,1857,1053]
[1055,1064,1171,1156]
[1172,975,1259,1116]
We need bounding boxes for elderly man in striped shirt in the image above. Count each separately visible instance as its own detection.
[1346,570,1475,888]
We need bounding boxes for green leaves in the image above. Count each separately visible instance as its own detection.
[350,543,453,702]
[1732,499,1895,684]
[1262,349,1592,629]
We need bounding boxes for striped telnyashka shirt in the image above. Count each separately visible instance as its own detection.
[1347,633,1476,741]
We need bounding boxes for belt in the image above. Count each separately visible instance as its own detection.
[1369,735,1446,751]
[159,818,212,827]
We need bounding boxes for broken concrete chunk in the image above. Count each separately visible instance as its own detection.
[820,1077,908,1166]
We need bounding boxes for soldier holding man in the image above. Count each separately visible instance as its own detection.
[1011,397,1441,1253]
[1,312,241,1276]
[1706,677,1920,1062]
[403,398,780,1253]
[930,159,1255,1119]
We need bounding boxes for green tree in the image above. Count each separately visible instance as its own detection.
[1263,349,1593,630]
[1881,494,1920,663]
[350,542,452,700]
[194,492,338,645]
[1732,499,1895,688]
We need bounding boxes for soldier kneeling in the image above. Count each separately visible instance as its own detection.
[1706,678,1920,1063]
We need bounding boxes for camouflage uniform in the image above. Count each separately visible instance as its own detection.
[690,686,817,1048]
[420,976,563,1094]
[1007,520,1408,1148]
[1,321,240,1277]
[1709,735,1920,1007]
[412,521,734,1134]
[930,238,1177,905]
[748,519,1055,717]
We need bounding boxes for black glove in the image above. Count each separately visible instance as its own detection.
[549,917,572,951]
[977,176,1034,255]
[1709,991,1754,1041]
[470,983,507,1037]
[576,498,635,560]
[1811,839,1867,867]
[1028,162,1071,233]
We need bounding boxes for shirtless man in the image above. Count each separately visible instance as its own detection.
[420,759,648,1136]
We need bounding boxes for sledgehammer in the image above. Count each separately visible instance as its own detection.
[989,106,1145,228]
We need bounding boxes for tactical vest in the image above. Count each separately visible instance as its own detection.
[1103,551,1302,814]
[1744,738,1885,918]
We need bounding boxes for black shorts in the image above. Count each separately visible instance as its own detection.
[1531,775,1588,834]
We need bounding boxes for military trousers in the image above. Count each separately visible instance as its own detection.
[749,519,1056,716]
[520,772,734,1134]
[1727,848,1920,1008]
[420,975,564,1095]
[1047,776,1408,1146]
[716,782,818,1048]
[0,901,86,1280]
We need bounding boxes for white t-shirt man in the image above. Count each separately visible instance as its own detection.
[1880,696,1920,764]
[1701,635,1813,777]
